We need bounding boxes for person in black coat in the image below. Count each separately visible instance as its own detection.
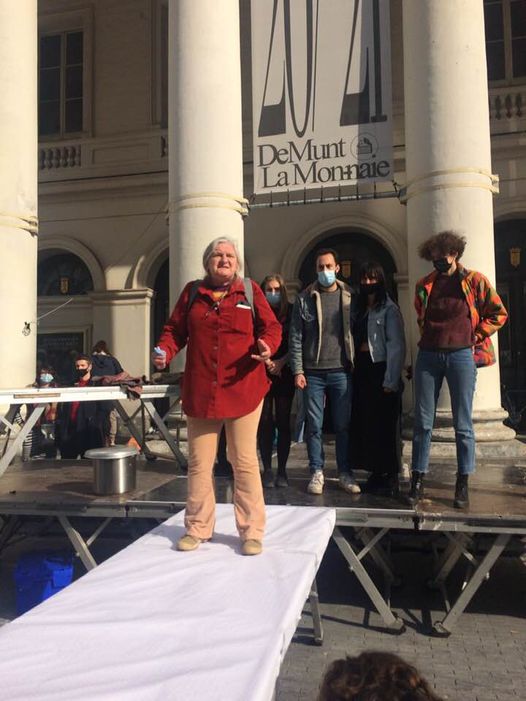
[257,274,295,488]
[91,340,123,376]
[91,340,123,446]
[56,355,110,458]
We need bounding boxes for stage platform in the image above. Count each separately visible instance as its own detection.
[0,456,525,636]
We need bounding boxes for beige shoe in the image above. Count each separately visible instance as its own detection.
[307,471,324,495]
[241,539,263,556]
[176,534,204,551]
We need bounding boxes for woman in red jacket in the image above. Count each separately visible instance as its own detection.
[152,237,282,556]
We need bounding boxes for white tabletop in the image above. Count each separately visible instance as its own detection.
[0,504,335,701]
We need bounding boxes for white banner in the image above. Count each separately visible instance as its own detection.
[251,0,393,194]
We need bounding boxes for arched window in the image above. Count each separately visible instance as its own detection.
[37,252,94,296]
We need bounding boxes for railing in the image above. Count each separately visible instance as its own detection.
[39,144,82,170]
[38,131,168,179]
[489,85,525,121]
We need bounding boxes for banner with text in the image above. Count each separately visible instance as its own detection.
[251,0,392,194]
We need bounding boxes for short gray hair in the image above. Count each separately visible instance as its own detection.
[202,237,243,272]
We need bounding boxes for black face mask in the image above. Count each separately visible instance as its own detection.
[360,282,382,296]
[75,368,88,380]
[433,257,452,274]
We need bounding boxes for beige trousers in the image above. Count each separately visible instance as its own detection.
[185,401,265,542]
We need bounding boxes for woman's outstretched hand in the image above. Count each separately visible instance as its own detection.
[251,338,271,363]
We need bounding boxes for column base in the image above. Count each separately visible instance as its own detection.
[402,408,526,458]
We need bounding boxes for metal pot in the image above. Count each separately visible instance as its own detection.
[85,446,138,495]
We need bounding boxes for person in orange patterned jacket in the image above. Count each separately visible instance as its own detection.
[408,231,507,509]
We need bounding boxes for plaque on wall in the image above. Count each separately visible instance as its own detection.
[37,331,85,385]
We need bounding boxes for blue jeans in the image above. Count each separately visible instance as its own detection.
[412,348,477,475]
[304,371,352,474]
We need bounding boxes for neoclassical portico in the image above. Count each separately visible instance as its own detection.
[0,1,38,388]
[0,0,521,459]
[402,0,516,452]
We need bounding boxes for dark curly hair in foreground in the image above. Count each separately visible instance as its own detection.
[418,230,466,261]
[318,651,444,701]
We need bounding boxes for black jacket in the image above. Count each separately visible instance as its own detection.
[91,353,123,377]
[56,381,111,446]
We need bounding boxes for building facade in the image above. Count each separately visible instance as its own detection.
[1,0,525,445]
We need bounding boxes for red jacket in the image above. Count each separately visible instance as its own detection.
[157,278,282,419]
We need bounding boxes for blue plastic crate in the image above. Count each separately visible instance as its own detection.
[14,552,74,615]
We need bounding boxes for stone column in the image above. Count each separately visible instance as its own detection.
[91,289,154,377]
[0,1,38,388]
[167,0,247,303]
[402,0,515,452]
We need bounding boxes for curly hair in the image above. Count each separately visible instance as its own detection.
[418,231,466,261]
[318,651,444,701]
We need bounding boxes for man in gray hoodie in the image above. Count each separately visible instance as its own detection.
[289,249,359,495]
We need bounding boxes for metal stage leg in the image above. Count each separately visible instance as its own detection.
[0,405,17,437]
[85,517,113,548]
[432,533,511,636]
[333,527,405,632]
[429,533,473,588]
[113,401,156,461]
[308,578,323,645]
[0,405,46,477]
[0,515,22,555]
[58,515,98,571]
[357,528,400,583]
[142,400,188,472]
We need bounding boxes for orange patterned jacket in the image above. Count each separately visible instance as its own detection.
[414,265,508,367]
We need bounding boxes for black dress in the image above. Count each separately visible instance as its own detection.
[258,304,295,474]
[349,310,401,480]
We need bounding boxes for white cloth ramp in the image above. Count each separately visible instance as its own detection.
[0,504,335,701]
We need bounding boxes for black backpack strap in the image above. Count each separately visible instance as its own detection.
[186,279,203,311]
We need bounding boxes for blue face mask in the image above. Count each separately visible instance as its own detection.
[265,291,281,306]
[318,270,336,287]
[39,373,53,384]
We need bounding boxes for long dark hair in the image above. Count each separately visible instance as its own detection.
[260,274,290,320]
[357,261,388,312]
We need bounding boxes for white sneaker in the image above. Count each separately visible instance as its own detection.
[339,473,361,494]
[307,471,325,495]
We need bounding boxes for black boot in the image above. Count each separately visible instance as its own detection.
[261,468,274,488]
[406,471,424,506]
[454,474,469,509]
[275,469,289,488]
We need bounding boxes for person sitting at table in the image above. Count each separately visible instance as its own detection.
[152,236,282,556]
[56,355,111,459]
[16,365,58,461]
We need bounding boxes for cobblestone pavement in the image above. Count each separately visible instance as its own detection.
[0,440,525,701]
[277,540,526,701]
[276,444,526,701]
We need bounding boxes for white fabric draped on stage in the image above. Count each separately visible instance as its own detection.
[0,504,335,701]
